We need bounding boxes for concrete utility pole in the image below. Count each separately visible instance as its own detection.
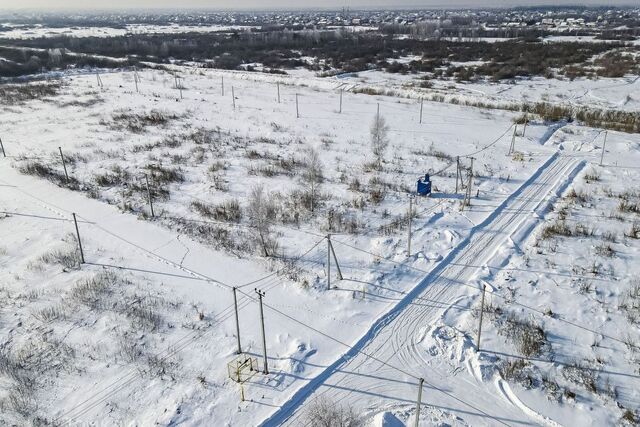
[145,174,155,218]
[328,234,343,281]
[233,287,242,354]
[407,195,414,256]
[255,289,268,374]
[377,103,380,119]
[58,147,69,182]
[134,68,139,93]
[509,124,517,155]
[296,93,300,118]
[222,76,225,96]
[455,156,460,194]
[0,137,6,157]
[419,98,424,124]
[232,86,236,110]
[72,213,85,264]
[600,131,608,166]
[339,89,343,114]
[414,378,424,427]
[462,157,474,211]
[327,234,332,290]
[476,284,487,352]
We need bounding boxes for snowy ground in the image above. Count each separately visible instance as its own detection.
[0,66,639,426]
[336,68,640,113]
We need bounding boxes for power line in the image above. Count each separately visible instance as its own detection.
[330,237,640,352]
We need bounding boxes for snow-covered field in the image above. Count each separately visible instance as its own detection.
[0,66,639,426]
[336,68,640,113]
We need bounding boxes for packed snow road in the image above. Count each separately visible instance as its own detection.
[264,152,584,426]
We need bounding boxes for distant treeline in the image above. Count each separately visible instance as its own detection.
[0,30,634,81]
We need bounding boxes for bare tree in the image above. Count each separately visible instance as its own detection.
[247,184,277,256]
[303,397,363,427]
[370,113,389,168]
[300,147,324,213]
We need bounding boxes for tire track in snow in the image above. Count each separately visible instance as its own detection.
[262,152,583,427]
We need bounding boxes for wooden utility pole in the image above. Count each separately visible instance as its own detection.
[222,76,225,96]
[414,378,424,427]
[339,89,343,114]
[58,147,69,182]
[96,72,103,89]
[407,195,414,256]
[255,289,268,374]
[232,86,236,110]
[600,131,608,166]
[145,173,155,218]
[296,93,300,118]
[233,287,242,354]
[72,213,85,264]
[277,82,281,104]
[0,137,6,157]
[377,103,380,119]
[419,98,424,124]
[522,114,528,137]
[476,284,487,352]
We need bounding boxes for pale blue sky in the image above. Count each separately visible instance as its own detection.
[0,0,636,10]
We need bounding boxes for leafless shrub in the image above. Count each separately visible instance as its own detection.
[94,165,131,187]
[247,184,278,257]
[18,160,81,190]
[370,114,389,167]
[109,110,178,133]
[208,160,227,173]
[173,219,250,254]
[561,362,597,393]
[0,82,61,105]
[619,280,640,325]
[123,299,162,331]
[626,222,640,239]
[36,246,81,270]
[621,409,638,425]
[619,200,640,214]
[497,312,548,357]
[191,199,242,223]
[566,188,591,204]
[584,169,601,182]
[498,359,535,388]
[33,304,68,322]
[326,208,361,234]
[303,397,363,427]
[594,242,616,258]
[144,163,184,184]
[70,271,119,309]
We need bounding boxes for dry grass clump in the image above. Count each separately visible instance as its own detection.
[190,199,242,223]
[497,312,549,357]
[109,109,178,133]
[0,82,62,105]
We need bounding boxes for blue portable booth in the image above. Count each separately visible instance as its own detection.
[417,174,432,196]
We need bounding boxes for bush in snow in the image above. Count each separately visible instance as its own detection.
[303,397,363,427]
